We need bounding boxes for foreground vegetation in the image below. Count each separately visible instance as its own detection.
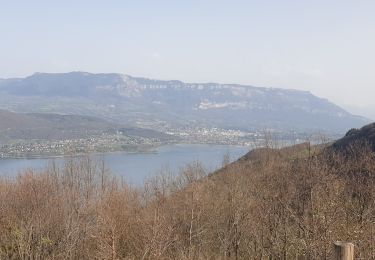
[0,140,374,259]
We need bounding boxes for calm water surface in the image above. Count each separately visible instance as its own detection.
[0,144,250,184]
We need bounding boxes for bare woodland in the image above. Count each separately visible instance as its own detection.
[0,142,374,259]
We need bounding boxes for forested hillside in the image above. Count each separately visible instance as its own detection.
[1,124,375,259]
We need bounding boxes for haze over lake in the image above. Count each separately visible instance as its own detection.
[0,144,250,184]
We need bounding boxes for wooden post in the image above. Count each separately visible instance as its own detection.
[334,241,354,260]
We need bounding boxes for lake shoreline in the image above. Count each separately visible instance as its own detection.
[0,142,252,160]
[0,144,251,184]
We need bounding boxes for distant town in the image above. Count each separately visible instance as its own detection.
[0,126,318,159]
[0,133,162,158]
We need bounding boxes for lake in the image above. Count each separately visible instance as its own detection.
[0,144,250,184]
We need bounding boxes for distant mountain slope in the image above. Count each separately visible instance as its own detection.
[0,72,368,133]
[0,109,169,142]
[0,109,121,141]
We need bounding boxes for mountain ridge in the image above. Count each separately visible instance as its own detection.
[0,71,336,96]
[0,71,369,133]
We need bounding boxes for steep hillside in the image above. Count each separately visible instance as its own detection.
[331,123,375,152]
[0,72,368,133]
[224,122,375,170]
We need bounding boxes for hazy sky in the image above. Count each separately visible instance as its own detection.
[1,1,374,118]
